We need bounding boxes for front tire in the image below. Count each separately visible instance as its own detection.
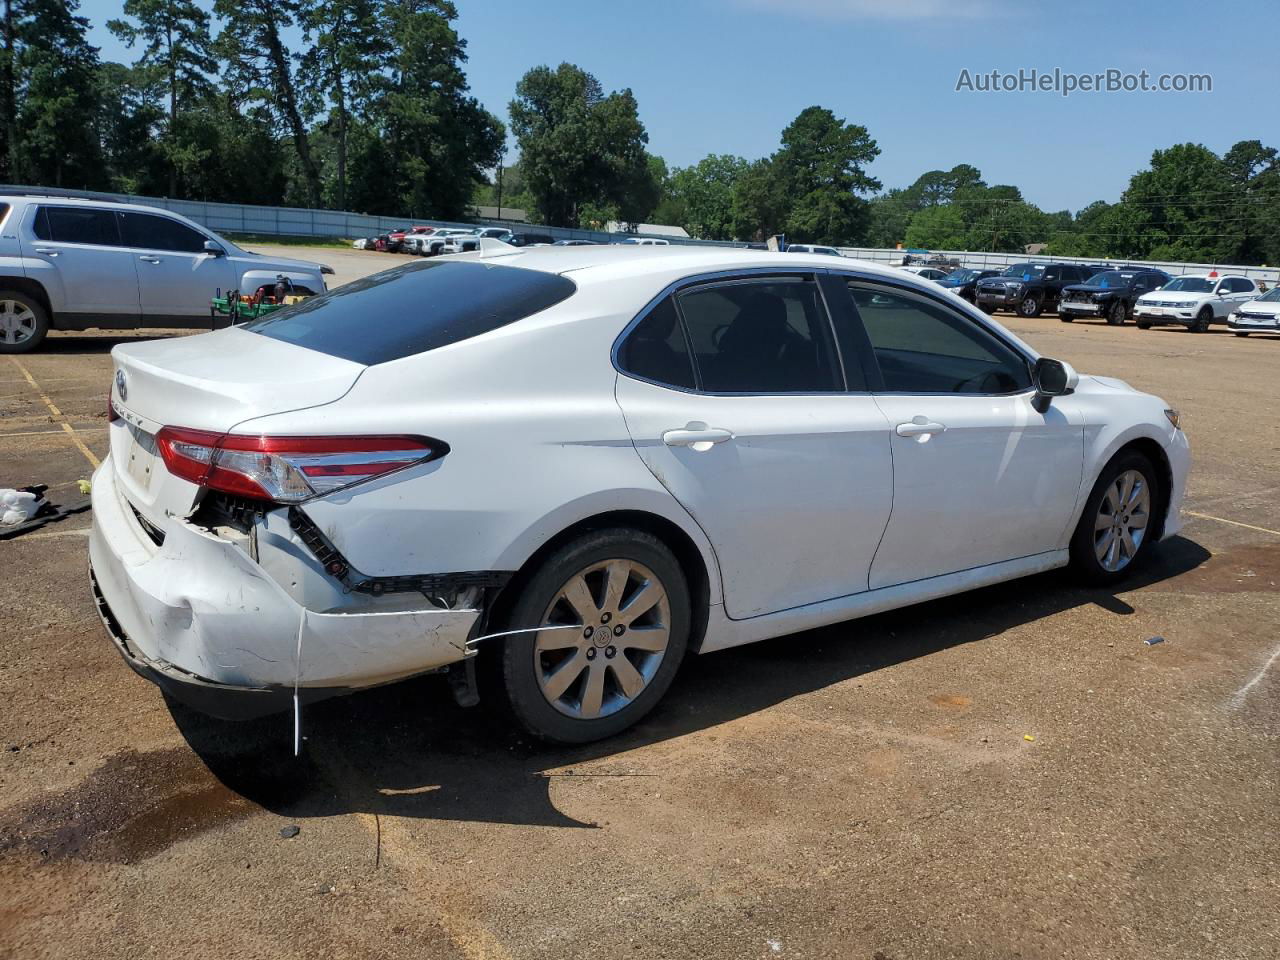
[1018,294,1042,318]
[1191,307,1212,333]
[497,528,690,743]
[1234,331,1249,337]
[1107,300,1126,326]
[1069,451,1161,585]
[1136,321,1152,330]
[0,291,50,354]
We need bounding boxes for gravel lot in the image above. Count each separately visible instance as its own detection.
[1,246,1277,960]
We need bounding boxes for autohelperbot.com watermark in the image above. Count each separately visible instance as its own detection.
[955,67,1212,97]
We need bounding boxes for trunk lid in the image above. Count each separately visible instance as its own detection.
[109,327,365,525]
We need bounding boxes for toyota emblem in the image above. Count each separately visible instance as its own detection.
[115,369,127,402]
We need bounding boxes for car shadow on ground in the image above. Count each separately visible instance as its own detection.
[171,536,1210,830]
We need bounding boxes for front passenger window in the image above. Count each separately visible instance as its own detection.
[118,211,209,253]
[849,284,1032,395]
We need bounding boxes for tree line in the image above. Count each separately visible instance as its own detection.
[1,0,1276,266]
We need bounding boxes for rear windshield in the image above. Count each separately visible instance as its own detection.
[244,259,576,365]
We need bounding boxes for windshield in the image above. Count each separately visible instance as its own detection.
[1086,271,1136,288]
[1000,264,1044,279]
[1162,277,1214,293]
[1257,287,1280,302]
[945,269,977,282]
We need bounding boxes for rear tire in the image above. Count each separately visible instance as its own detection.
[0,290,50,354]
[1069,450,1161,586]
[496,528,690,744]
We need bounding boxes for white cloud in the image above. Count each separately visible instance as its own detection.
[733,0,1008,21]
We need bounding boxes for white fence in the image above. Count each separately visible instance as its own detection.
[5,184,1275,283]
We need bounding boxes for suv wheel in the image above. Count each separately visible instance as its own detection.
[0,291,50,354]
[1106,300,1127,326]
[978,303,996,315]
[1018,294,1042,317]
[1234,332,1250,337]
[1069,450,1161,585]
[1136,321,1152,330]
[1191,307,1212,333]
[496,528,690,743]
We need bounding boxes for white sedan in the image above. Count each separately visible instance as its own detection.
[90,246,1188,743]
[1227,285,1280,336]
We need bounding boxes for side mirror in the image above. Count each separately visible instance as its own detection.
[203,240,225,257]
[1032,357,1078,412]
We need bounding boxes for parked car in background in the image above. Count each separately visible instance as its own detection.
[444,227,515,254]
[619,237,670,246]
[0,194,332,353]
[1133,273,1260,332]
[937,268,999,303]
[1227,285,1280,336]
[787,244,842,256]
[1058,269,1171,325]
[508,232,556,247]
[418,228,474,256]
[352,237,370,250]
[901,266,949,281]
[554,239,601,246]
[92,247,1187,744]
[975,262,1094,317]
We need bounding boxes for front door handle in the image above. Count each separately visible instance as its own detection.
[138,255,161,263]
[662,424,733,448]
[896,418,946,438]
[34,247,58,257]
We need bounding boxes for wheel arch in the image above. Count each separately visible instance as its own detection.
[0,275,53,320]
[489,509,714,654]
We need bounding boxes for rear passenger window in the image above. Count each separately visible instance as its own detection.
[676,278,840,393]
[617,297,696,389]
[850,284,1031,394]
[118,212,208,253]
[36,206,120,246]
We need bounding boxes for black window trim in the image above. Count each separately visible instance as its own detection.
[834,270,1039,399]
[611,267,854,397]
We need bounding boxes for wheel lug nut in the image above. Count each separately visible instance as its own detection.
[586,647,597,660]
[605,646,616,658]
[583,627,594,639]
[613,624,625,636]
[600,612,612,624]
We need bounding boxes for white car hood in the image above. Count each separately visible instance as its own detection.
[1142,291,1204,303]
[1238,300,1280,315]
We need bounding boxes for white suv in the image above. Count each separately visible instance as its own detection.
[0,194,332,352]
[1133,273,1259,332]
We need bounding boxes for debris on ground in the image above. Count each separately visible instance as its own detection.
[279,825,301,839]
[1023,734,1036,742]
[0,484,91,540]
[1144,636,1167,646]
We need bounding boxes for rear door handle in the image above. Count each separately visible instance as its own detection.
[138,255,161,263]
[34,247,58,257]
[662,425,733,447]
[896,419,946,438]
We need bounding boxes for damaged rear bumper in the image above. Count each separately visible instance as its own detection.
[87,457,481,720]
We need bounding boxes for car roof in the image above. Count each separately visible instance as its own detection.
[0,193,192,219]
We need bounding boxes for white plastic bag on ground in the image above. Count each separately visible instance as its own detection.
[1,488,42,525]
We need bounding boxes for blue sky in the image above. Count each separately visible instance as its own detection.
[81,0,1278,212]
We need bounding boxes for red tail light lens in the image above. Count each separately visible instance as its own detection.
[155,428,445,503]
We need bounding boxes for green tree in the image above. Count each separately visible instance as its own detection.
[96,60,166,193]
[509,62,655,227]
[774,106,880,245]
[12,0,103,187]
[370,0,503,219]
[729,157,789,241]
[668,154,747,240]
[298,0,389,209]
[904,205,967,249]
[864,190,912,247]
[215,0,322,207]
[1115,143,1241,262]
[107,0,215,197]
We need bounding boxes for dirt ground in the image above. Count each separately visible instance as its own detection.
[1,248,1277,960]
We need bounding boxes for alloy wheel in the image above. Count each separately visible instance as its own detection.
[534,558,671,719]
[0,300,36,345]
[1093,469,1151,572]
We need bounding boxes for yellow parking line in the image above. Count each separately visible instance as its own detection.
[1186,510,1280,538]
[7,357,100,469]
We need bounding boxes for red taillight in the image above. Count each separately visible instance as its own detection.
[154,428,445,503]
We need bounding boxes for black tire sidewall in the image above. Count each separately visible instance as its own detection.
[498,528,691,743]
[0,290,50,354]
[1020,295,1041,317]
[1070,450,1161,585]
[1108,301,1125,325]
